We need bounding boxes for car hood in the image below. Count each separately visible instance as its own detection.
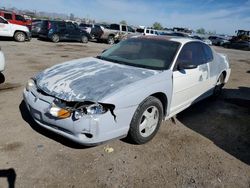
[35,57,159,102]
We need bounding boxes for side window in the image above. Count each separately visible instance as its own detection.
[66,22,75,30]
[150,30,154,34]
[177,42,207,66]
[4,13,12,20]
[121,25,127,31]
[15,15,25,21]
[146,30,149,33]
[127,26,134,32]
[202,44,213,62]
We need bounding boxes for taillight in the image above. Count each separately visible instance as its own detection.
[47,22,51,30]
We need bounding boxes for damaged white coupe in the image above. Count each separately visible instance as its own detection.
[23,36,231,145]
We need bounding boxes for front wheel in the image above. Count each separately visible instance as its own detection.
[107,35,115,45]
[14,32,26,42]
[81,35,88,43]
[127,96,163,144]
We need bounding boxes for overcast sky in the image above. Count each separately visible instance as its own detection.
[1,0,250,35]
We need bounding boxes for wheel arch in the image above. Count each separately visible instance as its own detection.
[14,30,27,38]
[150,92,168,117]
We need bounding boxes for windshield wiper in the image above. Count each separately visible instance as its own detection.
[96,56,127,65]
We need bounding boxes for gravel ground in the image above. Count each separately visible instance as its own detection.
[0,38,249,188]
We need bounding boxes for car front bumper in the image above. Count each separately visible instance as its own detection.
[23,87,136,145]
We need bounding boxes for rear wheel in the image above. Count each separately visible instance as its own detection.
[14,32,26,42]
[51,34,60,43]
[213,74,224,97]
[127,96,163,144]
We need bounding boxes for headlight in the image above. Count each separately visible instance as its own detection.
[25,79,35,91]
[86,103,107,115]
[49,102,71,119]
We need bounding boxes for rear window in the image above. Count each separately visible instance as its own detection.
[4,13,12,20]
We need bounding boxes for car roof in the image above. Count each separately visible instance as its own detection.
[134,35,199,45]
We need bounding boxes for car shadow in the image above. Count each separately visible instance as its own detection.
[19,100,91,149]
[0,168,16,188]
[0,73,5,84]
[177,87,250,165]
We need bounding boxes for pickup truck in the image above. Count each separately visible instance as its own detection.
[0,16,31,42]
[91,23,135,44]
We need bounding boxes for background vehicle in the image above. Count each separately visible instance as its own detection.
[0,10,32,30]
[91,23,135,44]
[191,35,212,45]
[38,20,91,43]
[0,47,5,83]
[79,23,94,34]
[223,41,250,50]
[136,28,158,36]
[208,36,229,46]
[160,32,189,37]
[0,16,31,42]
[31,20,42,37]
[231,30,250,42]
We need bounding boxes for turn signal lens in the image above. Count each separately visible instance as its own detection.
[49,103,71,119]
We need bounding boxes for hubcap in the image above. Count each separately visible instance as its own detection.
[17,33,25,41]
[139,106,159,137]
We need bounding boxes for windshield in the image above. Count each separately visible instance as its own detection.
[98,38,180,70]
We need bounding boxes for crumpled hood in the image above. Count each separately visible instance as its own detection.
[35,57,159,102]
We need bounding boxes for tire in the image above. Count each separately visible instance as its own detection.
[51,34,60,43]
[0,73,5,84]
[107,35,115,45]
[81,35,88,43]
[127,96,163,144]
[14,32,26,42]
[213,74,225,97]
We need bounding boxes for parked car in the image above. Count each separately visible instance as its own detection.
[161,32,189,37]
[0,10,32,30]
[208,36,229,46]
[91,23,135,44]
[23,36,231,145]
[223,41,250,51]
[0,16,31,42]
[136,28,158,36]
[79,23,94,34]
[31,20,42,37]
[191,35,212,45]
[0,47,5,83]
[38,20,91,43]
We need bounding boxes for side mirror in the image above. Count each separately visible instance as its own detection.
[4,20,8,24]
[102,49,107,53]
[178,62,197,70]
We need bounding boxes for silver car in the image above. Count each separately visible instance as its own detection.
[23,36,231,145]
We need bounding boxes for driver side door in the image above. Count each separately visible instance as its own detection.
[170,42,209,116]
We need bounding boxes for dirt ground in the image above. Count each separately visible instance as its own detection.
[0,38,249,188]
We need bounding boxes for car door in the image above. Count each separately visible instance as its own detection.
[0,17,12,37]
[66,22,81,40]
[170,42,209,115]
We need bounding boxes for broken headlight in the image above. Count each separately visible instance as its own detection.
[86,103,107,115]
[25,78,35,91]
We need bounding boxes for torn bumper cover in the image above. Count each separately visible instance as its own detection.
[23,83,136,145]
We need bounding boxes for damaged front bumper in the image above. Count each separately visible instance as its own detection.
[23,85,136,145]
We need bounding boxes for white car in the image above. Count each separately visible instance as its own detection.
[0,16,31,42]
[23,36,231,145]
[0,47,5,82]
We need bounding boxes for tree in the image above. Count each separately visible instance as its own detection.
[120,20,127,25]
[196,28,206,34]
[69,13,75,20]
[152,22,163,30]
